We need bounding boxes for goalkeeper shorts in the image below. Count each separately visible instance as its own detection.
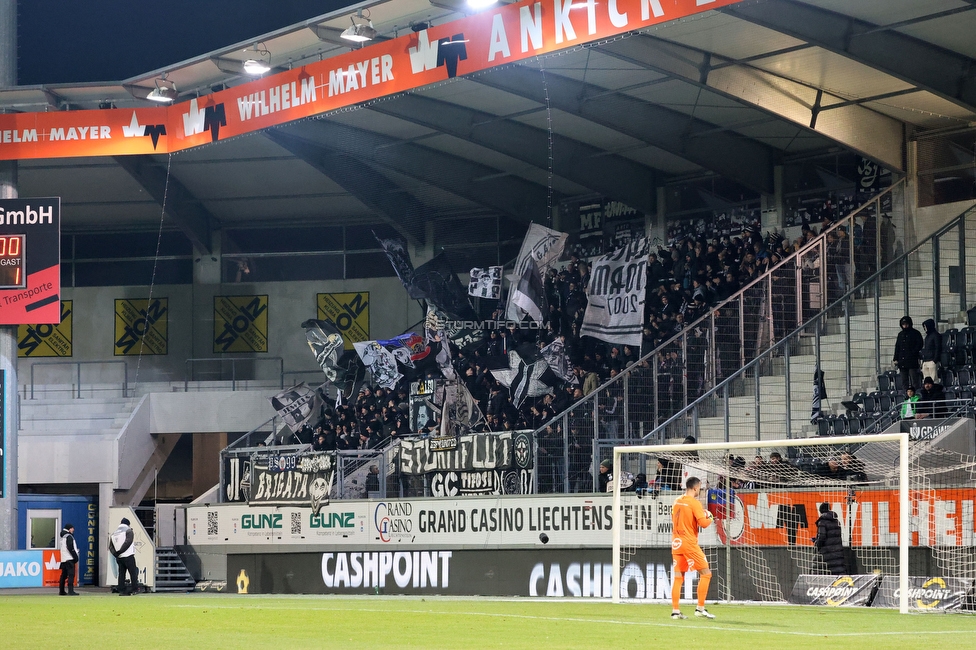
[672,548,709,573]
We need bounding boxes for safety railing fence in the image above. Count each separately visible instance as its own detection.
[334,446,400,500]
[223,415,283,452]
[27,360,129,399]
[646,202,976,449]
[183,356,284,392]
[532,181,912,492]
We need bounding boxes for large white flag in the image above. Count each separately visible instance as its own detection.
[506,223,567,320]
[468,266,503,299]
[353,341,403,390]
[580,237,649,347]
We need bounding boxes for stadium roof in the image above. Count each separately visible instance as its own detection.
[2,0,975,251]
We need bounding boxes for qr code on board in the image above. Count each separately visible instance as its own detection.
[291,512,301,535]
[207,511,218,536]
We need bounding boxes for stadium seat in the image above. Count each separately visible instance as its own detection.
[817,418,830,436]
[858,413,875,434]
[962,326,976,351]
[863,393,878,413]
[847,414,862,435]
[941,368,958,388]
[945,328,961,351]
[953,347,972,368]
[957,366,976,390]
[877,393,893,413]
[877,373,892,391]
[824,415,842,436]
[832,416,849,436]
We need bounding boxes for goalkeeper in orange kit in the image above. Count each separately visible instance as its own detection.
[670,476,715,619]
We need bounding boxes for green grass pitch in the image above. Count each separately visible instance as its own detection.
[1,594,974,649]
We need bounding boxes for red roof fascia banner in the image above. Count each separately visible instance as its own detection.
[0,0,742,161]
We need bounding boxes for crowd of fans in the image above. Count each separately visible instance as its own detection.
[284,195,895,494]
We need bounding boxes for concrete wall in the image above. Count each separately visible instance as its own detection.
[147,390,279,433]
[914,199,976,243]
[16,276,424,385]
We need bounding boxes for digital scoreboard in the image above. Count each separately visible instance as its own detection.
[0,199,60,325]
[0,235,26,289]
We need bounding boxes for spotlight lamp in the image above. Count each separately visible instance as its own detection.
[146,76,178,103]
[242,43,272,76]
[341,10,378,43]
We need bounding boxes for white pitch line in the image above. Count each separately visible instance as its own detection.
[168,603,975,637]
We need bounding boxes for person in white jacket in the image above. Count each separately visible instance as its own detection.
[109,518,139,596]
[58,524,80,596]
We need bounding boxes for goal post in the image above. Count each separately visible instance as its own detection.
[611,434,910,613]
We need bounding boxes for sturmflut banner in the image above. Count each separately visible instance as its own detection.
[398,430,532,475]
[580,237,648,346]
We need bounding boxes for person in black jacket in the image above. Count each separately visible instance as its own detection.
[58,523,80,596]
[813,503,847,575]
[893,316,924,391]
[918,376,947,418]
[920,319,941,384]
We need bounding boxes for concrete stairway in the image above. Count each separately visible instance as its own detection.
[691,257,969,443]
[155,547,196,593]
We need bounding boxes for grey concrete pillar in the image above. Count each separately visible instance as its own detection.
[0,0,18,551]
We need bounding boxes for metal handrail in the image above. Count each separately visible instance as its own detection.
[183,356,284,391]
[646,201,976,443]
[531,181,906,440]
[29,360,128,399]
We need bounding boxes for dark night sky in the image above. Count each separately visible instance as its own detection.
[17,0,348,85]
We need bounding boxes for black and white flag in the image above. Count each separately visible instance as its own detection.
[511,258,547,323]
[376,236,422,299]
[354,340,403,390]
[468,266,503,299]
[811,367,828,423]
[439,380,485,437]
[302,319,344,383]
[580,237,649,347]
[269,382,326,433]
[491,350,553,408]
[540,338,576,385]
[412,252,478,320]
[433,332,456,381]
[506,224,568,320]
[424,305,486,352]
[302,319,364,395]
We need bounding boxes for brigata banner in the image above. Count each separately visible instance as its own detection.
[248,451,336,515]
[788,574,880,607]
[0,0,743,161]
[871,575,973,611]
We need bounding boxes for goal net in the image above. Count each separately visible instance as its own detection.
[611,433,976,613]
